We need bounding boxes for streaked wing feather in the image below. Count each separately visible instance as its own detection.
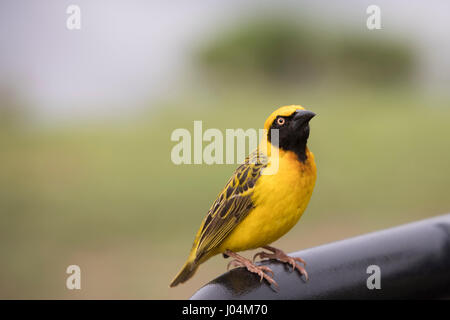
[195,150,267,262]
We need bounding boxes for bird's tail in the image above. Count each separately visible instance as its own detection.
[170,259,199,287]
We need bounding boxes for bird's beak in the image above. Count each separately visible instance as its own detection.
[293,110,316,126]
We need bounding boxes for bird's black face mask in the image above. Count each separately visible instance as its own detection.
[268,110,316,162]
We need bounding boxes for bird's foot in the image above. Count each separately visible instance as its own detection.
[253,245,308,281]
[224,250,278,289]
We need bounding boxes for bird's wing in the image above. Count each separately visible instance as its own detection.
[194,150,267,262]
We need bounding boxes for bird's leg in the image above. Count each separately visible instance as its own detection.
[253,245,308,281]
[224,249,278,289]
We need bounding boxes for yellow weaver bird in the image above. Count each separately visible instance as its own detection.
[170,105,317,288]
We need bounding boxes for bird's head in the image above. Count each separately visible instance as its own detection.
[262,105,316,162]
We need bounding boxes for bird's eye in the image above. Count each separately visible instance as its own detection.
[277,117,285,126]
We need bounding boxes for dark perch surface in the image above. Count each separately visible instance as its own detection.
[191,214,450,300]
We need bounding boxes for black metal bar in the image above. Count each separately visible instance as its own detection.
[190,214,450,299]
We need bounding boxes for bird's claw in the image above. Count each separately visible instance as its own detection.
[253,246,309,282]
[252,251,267,262]
[258,265,275,278]
[226,252,278,289]
[247,264,278,289]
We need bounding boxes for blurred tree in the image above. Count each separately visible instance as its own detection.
[198,19,318,82]
[332,35,414,84]
[196,16,414,86]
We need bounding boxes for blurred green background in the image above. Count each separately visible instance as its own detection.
[1,2,450,299]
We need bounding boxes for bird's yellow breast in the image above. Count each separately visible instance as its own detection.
[216,149,316,253]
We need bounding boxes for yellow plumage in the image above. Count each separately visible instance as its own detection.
[216,149,316,253]
[170,105,316,287]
